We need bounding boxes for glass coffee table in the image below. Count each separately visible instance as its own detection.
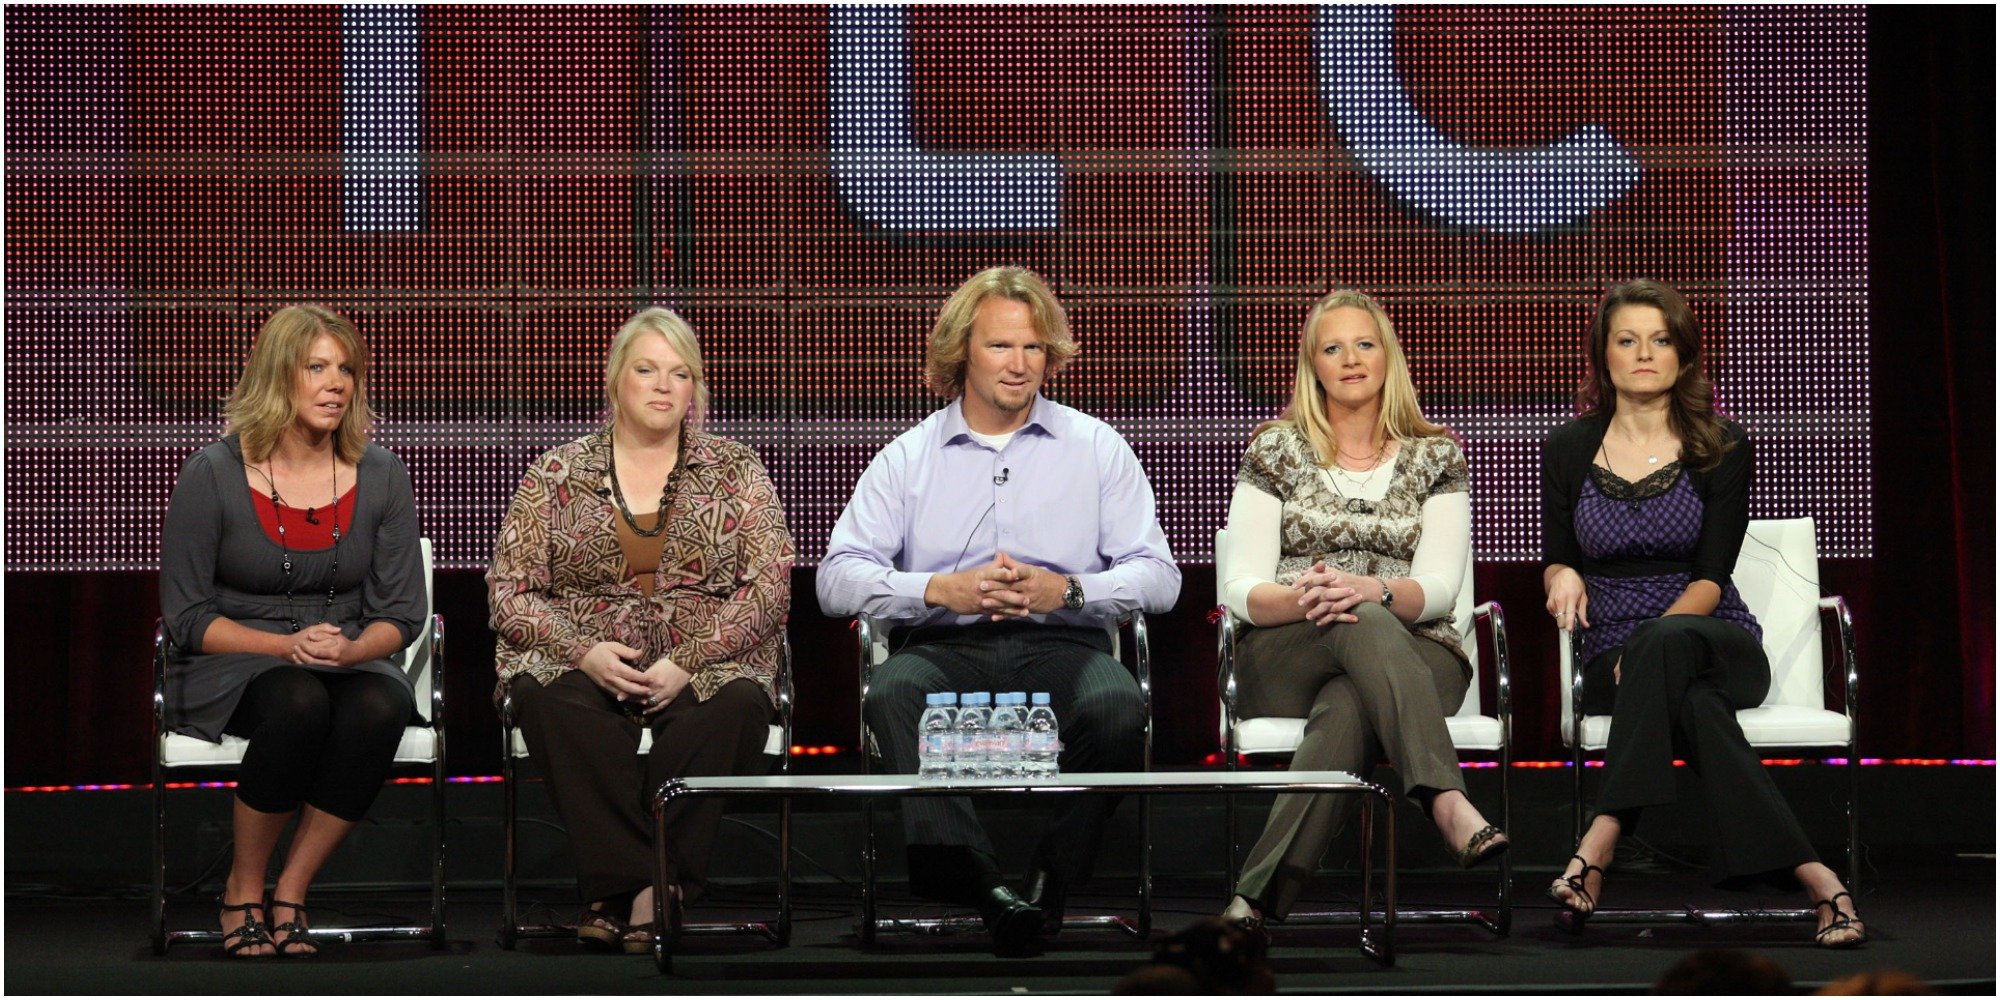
[648,769,1396,971]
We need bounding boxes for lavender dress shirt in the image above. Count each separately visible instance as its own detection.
[817,395,1181,627]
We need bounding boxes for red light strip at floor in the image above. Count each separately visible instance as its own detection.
[9,757,1991,793]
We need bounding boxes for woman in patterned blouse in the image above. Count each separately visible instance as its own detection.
[1541,280,1863,947]
[1218,290,1507,934]
[489,308,794,954]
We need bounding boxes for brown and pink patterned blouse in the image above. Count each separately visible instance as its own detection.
[488,428,793,706]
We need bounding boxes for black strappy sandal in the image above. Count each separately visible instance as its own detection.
[1546,853,1605,928]
[1813,891,1869,949]
[218,899,274,958]
[267,899,317,957]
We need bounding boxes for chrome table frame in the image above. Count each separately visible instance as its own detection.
[649,770,1396,972]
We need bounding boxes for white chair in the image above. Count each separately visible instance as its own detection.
[1216,529,1514,935]
[151,537,446,954]
[1558,517,1859,925]
[854,613,1154,942]
[497,638,794,948]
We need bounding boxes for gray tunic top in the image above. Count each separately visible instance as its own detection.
[160,435,425,742]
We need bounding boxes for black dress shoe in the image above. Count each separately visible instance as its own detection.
[977,885,1043,956]
[1025,866,1067,937]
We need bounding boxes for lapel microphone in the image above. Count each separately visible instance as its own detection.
[993,468,1010,485]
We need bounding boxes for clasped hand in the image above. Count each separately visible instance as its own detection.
[925,551,1065,620]
[1293,561,1367,627]
[287,623,355,666]
[579,641,693,714]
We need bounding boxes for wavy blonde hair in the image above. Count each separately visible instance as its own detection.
[224,304,374,465]
[605,306,709,427]
[1255,289,1446,464]
[924,266,1078,398]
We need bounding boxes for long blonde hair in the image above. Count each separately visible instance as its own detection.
[1254,289,1445,463]
[224,304,374,465]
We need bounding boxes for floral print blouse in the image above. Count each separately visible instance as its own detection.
[488,427,793,706]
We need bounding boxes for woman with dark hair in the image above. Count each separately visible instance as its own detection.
[1541,279,1864,947]
[1216,290,1507,933]
[489,307,792,954]
[160,304,425,957]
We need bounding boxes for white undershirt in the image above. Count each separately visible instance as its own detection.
[967,429,1017,451]
[1220,459,1469,626]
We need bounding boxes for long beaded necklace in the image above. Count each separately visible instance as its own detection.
[606,429,676,538]
[250,452,343,633]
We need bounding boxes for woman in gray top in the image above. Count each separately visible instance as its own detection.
[160,305,425,957]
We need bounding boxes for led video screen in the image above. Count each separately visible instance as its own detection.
[5,6,1867,570]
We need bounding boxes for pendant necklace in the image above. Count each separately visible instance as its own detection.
[253,452,343,633]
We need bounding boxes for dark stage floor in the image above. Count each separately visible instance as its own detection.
[7,856,1992,995]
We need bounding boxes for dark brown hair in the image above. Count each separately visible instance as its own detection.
[1577,279,1735,470]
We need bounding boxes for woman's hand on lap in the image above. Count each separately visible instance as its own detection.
[640,656,695,714]
[578,641,651,702]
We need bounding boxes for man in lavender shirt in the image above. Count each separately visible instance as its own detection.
[818,266,1181,954]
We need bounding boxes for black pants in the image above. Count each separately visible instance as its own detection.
[862,623,1146,893]
[223,666,414,821]
[1585,615,1818,878]
[510,672,773,905]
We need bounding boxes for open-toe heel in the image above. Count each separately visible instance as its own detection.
[1813,891,1868,949]
[1546,853,1604,932]
[218,898,274,958]
[267,899,317,958]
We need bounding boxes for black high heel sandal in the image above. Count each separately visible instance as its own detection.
[218,899,274,958]
[1812,891,1868,949]
[1546,853,1604,931]
[267,899,317,957]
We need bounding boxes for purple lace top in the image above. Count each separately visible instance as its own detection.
[1574,462,1761,665]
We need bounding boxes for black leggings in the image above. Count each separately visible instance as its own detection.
[222,667,413,821]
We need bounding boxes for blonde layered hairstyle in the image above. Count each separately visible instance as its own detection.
[605,306,709,426]
[225,304,374,465]
[924,266,1078,398]
[1256,289,1446,464]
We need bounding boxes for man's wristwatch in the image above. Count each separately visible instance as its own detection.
[1062,575,1085,611]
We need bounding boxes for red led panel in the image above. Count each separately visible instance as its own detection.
[4,6,1867,569]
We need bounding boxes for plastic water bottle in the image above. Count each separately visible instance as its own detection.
[918,693,959,783]
[1023,692,1060,781]
[955,692,992,779]
[988,693,1028,779]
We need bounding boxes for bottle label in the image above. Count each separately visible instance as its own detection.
[924,732,956,756]
[1025,732,1059,754]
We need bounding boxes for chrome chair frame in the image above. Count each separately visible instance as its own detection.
[1216,532,1513,935]
[497,637,795,948]
[150,541,447,954]
[1558,518,1860,930]
[853,613,1154,942]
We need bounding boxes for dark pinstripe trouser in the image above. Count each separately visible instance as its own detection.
[863,623,1146,887]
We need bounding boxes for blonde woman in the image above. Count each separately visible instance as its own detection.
[1217,290,1507,932]
[490,308,793,954]
[160,305,425,957]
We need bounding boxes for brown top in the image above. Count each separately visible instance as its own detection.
[614,508,663,598]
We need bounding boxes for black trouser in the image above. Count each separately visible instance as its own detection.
[862,623,1146,896]
[223,667,413,821]
[510,672,773,905]
[1585,615,1818,878]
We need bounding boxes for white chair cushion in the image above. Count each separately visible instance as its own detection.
[508,725,786,759]
[1233,715,1503,756]
[162,725,439,769]
[1562,705,1850,752]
